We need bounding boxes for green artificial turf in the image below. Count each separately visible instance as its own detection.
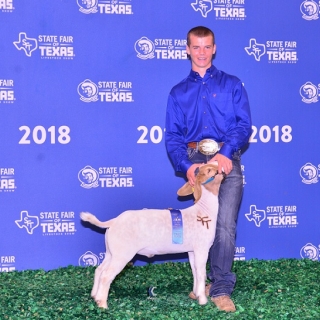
[0,259,319,319]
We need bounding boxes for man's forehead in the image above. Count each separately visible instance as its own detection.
[188,34,214,45]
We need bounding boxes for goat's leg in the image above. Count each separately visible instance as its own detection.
[94,254,134,309]
[188,251,197,300]
[92,232,112,298]
[91,251,111,299]
[194,249,208,305]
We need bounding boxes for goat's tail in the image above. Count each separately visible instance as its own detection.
[80,212,116,229]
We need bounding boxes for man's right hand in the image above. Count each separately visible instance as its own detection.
[186,163,203,186]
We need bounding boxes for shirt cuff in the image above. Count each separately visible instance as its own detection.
[219,143,234,160]
[180,159,194,175]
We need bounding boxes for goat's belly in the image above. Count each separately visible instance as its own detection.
[137,243,192,257]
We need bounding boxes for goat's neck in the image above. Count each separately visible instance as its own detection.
[194,188,217,217]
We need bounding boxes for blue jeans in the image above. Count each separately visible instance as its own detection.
[187,148,243,297]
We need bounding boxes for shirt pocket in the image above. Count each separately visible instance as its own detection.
[209,92,233,117]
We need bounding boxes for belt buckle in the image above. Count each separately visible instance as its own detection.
[198,139,219,155]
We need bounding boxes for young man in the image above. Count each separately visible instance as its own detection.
[165,26,252,312]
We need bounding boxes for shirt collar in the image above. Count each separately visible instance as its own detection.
[189,64,218,80]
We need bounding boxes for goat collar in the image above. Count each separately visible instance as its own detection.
[202,172,226,185]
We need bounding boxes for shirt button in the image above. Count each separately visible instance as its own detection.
[203,96,205,98]
[203,82,205,85]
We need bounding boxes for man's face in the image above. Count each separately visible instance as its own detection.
[186,34,216,75]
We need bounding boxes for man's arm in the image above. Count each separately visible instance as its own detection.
[210,81,252,174]
[165,94,194,175]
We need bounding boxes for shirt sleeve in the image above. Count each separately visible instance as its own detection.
[165,93,193,174]
[218,81,252,159]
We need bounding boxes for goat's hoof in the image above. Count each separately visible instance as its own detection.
[189,291,197,300]
[198,296,208,305]
[95,300,108,309]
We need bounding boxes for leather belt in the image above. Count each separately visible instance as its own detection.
[187,139,223,156]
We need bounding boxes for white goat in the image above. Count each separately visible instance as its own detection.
[80,163,224,309]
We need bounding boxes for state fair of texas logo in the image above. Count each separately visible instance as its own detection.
[244,39,266,61]
[300,162,320,184]
[299,82,319,104]
[15,211,39,234]
[13,33,37,57]
[300,0,319,20]
[191,0,213,18]
[245,38,298,63]
[300,243,319,261]
[245,205,266,227]
[245,205,298,228]
[78,251,100,267]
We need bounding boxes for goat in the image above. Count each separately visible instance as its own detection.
[80,163,224,309]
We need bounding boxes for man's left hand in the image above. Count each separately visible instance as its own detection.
[209,153,232,175]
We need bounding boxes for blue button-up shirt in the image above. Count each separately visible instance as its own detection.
[165,65,252,174]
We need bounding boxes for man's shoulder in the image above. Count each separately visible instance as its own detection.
[170,75,190,95]
[216,68,241,83]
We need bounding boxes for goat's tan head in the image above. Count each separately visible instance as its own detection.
[177,163,224,202]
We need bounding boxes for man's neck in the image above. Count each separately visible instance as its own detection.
[192,64,212,78]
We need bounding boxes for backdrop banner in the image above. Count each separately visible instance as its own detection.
[1,0,319,272]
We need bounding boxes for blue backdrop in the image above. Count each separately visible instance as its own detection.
[1,0,320,272]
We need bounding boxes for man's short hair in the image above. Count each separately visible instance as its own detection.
[187,26,215,46]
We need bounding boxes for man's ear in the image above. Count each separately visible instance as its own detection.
[213,43,217,55]
[186,44,190,55]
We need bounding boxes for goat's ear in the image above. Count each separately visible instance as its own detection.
[177,182,193,196]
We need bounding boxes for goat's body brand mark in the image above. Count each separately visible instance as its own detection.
[191,0,246,20]
[300,162,320,184]
[197,215,211,229]
[300,243,320,261]
[245,38,298,63]
[0,167,16,192]
[245,205,298,228]
[135,37,187,60]
[13,32,75,59]
[0,255,16,272]
[77,0,133,15]
[79,165,134,188]
[78,79,133,103]
[300,0,319,20]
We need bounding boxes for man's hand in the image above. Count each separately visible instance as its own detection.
[210,153,232,175]
[186,163,203,186]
